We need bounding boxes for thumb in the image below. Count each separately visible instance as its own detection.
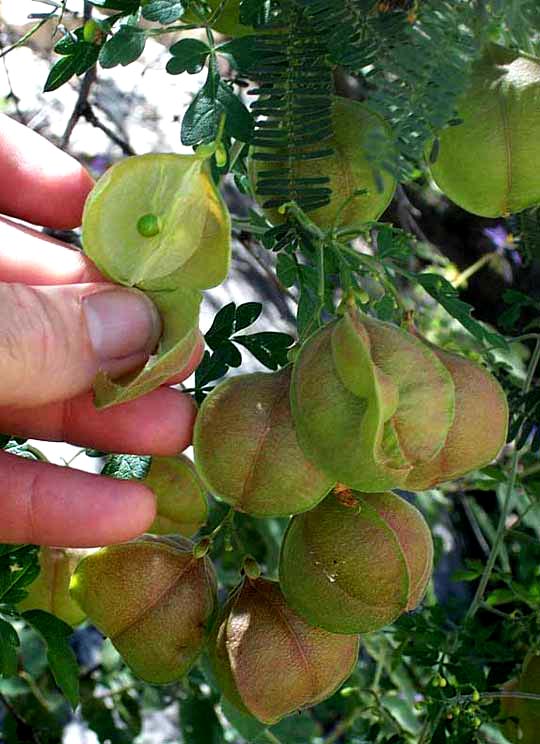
[0,282,162,407]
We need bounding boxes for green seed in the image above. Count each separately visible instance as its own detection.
[137,213,161,237]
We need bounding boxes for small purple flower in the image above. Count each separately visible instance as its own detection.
[483,225,509,249]
[483,225,522,267]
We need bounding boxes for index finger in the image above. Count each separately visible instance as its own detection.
[0,451,156,547]
[0,115,94,229]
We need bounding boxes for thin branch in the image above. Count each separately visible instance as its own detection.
[61,67,97,149]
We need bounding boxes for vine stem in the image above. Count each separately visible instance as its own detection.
[465,337,540,623]
[263,732,283,744]
[452,253,494,289]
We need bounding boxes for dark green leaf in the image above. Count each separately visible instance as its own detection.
[45,36,100,92]
[0,619,19,677]
[55,30,81,56]
[221,340,243,367]
[99,25,146,68]
[0,545,39,605]
[195,349,228,390]
[167,38,210,74]
[101,454,151,480]
[218,36,259,69]
[22,610,79,708]
[142,0,185,24]
[234,332,294,370]
[82,695,133,744]
[205,303,236,349]
[216,80,254,143]
[181,61,253,145]
[234,302,262,332]
[44,56,80,92]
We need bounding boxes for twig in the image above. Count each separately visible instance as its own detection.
[61,67,97,149]
[0,17,51,61]
[460,495,491,557]
[81,103,136,156]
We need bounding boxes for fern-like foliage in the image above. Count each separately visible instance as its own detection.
[294,0,480,179]
[242,0,336,214]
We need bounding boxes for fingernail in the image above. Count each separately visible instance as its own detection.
[83,288,162,361]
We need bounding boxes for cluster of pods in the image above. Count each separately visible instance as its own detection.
[20,307,506,725]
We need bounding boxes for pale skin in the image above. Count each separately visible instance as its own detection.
[0,115,204,548]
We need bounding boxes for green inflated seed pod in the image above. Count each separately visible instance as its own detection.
[70,535,217,684]
[194,368,334,517]
[82,153,231,291]
[290,308,455,492]
[501,652,540,743]
[405,338,508,490]
[280,489,433,634]
[248,97,396,230]
[144,455,208,537]
[429,44,540,217]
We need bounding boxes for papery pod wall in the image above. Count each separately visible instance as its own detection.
[280,489,433,634]
[70,535,217,684]
[429,43,540,217]
[194,368,334,517]
[144,455,208,537]
[208,575,360,724]
[17,547,91,627]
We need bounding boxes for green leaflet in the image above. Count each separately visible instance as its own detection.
[94,286,201,409]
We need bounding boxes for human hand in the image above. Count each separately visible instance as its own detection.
[0,115,203,548]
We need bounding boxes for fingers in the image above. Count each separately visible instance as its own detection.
[0,282,162,407]
[0,387,197,456]
[0,451,156,547]
[0,217,104,285]
[0,115,94,229]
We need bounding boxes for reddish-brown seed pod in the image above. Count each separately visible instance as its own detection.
[208,576,360,724]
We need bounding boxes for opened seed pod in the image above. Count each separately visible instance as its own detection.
[82,152,231,291]
[70,535,217,684]
[208,576,359,724]
[280,489,433,634]
[429,43,540,217]
[194,368,334,517]
[144,455,208,537]
[291,309,455,492]
[18,547,90,627]
[248,97,396,229]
